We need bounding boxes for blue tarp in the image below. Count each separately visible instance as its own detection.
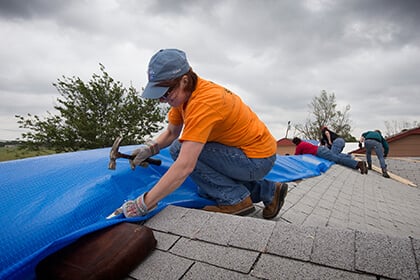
[0,146,333,280]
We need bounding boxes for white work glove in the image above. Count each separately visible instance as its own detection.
[122,193,150,218]
[129,140,159,170]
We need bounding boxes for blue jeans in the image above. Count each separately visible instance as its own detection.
[331,137,345,155]
[317,146,358,169]
[365,139,387,169]
[169,140,277,206]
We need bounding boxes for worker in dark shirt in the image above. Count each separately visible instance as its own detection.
[321,126,346,155]
[359,130,390,178]
[293,137,367,174]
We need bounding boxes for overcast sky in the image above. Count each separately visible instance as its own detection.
[1,0,419,141]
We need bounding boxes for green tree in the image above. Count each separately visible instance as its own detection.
[295,90,356,141]
[16,64,167,152]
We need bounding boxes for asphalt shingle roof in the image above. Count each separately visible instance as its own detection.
[124,159,420,280]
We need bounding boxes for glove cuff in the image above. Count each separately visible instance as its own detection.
[121,192,149,218]
[135,193,149,215]
[147,140,160,155]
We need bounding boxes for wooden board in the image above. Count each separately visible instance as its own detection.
[353,154,417,187]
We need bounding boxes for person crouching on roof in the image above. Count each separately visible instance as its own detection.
[320,126,347,155]
[359,130,390,178]
[118,48,288,220]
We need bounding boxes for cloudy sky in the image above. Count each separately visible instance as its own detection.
[1,0,419,141]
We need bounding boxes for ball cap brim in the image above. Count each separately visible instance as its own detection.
[142,81,169,99]
[141,48,190,99]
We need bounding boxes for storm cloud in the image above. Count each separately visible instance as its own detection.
[1,0,419,140]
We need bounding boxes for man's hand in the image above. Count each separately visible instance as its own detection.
[130,141,159,170]
[122,193,149,218]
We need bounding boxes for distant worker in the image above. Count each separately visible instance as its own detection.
[359,130,390,178]
[293,137,367,174]
[321,126,346,155]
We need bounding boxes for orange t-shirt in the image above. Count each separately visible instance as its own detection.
[168,77,276,158]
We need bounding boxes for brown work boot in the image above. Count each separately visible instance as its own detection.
[356,161,368,174]
[263,183,288,219]
[202,196,255,216]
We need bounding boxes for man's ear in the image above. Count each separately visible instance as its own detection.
[182,76,188,85]
[179,76,188,90]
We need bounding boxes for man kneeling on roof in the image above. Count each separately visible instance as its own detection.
[292,137,368,174]
[115,48,288,220]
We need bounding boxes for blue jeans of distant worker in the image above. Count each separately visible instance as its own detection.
[169,140,277,206]
[331,137,345,155]
[316,146,358,169]
[364,139,387,169]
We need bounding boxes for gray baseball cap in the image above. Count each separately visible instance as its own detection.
[142,49,190,99]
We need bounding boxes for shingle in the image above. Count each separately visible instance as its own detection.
[266,222,316,261]
[252,254,376,280]
[281,209,307,225]
[146,206,214,238]
[283,189,302,205]
[355,231,419,279]
[294,202,314,215]
[170,237,259,273]
[182,262,259,280]
[152,231,180,251]
[228,216,276,252]
[130,250,193,280]
[169,208,213,238]
[192,211,242,245]
[311,227,355,271]
[327,216,347,228]
[302,213,328,227]
[312,206,332,218]
[145,205,189,232]
[410,238,420,278]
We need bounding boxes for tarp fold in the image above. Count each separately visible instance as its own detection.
[0,146,332,279]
